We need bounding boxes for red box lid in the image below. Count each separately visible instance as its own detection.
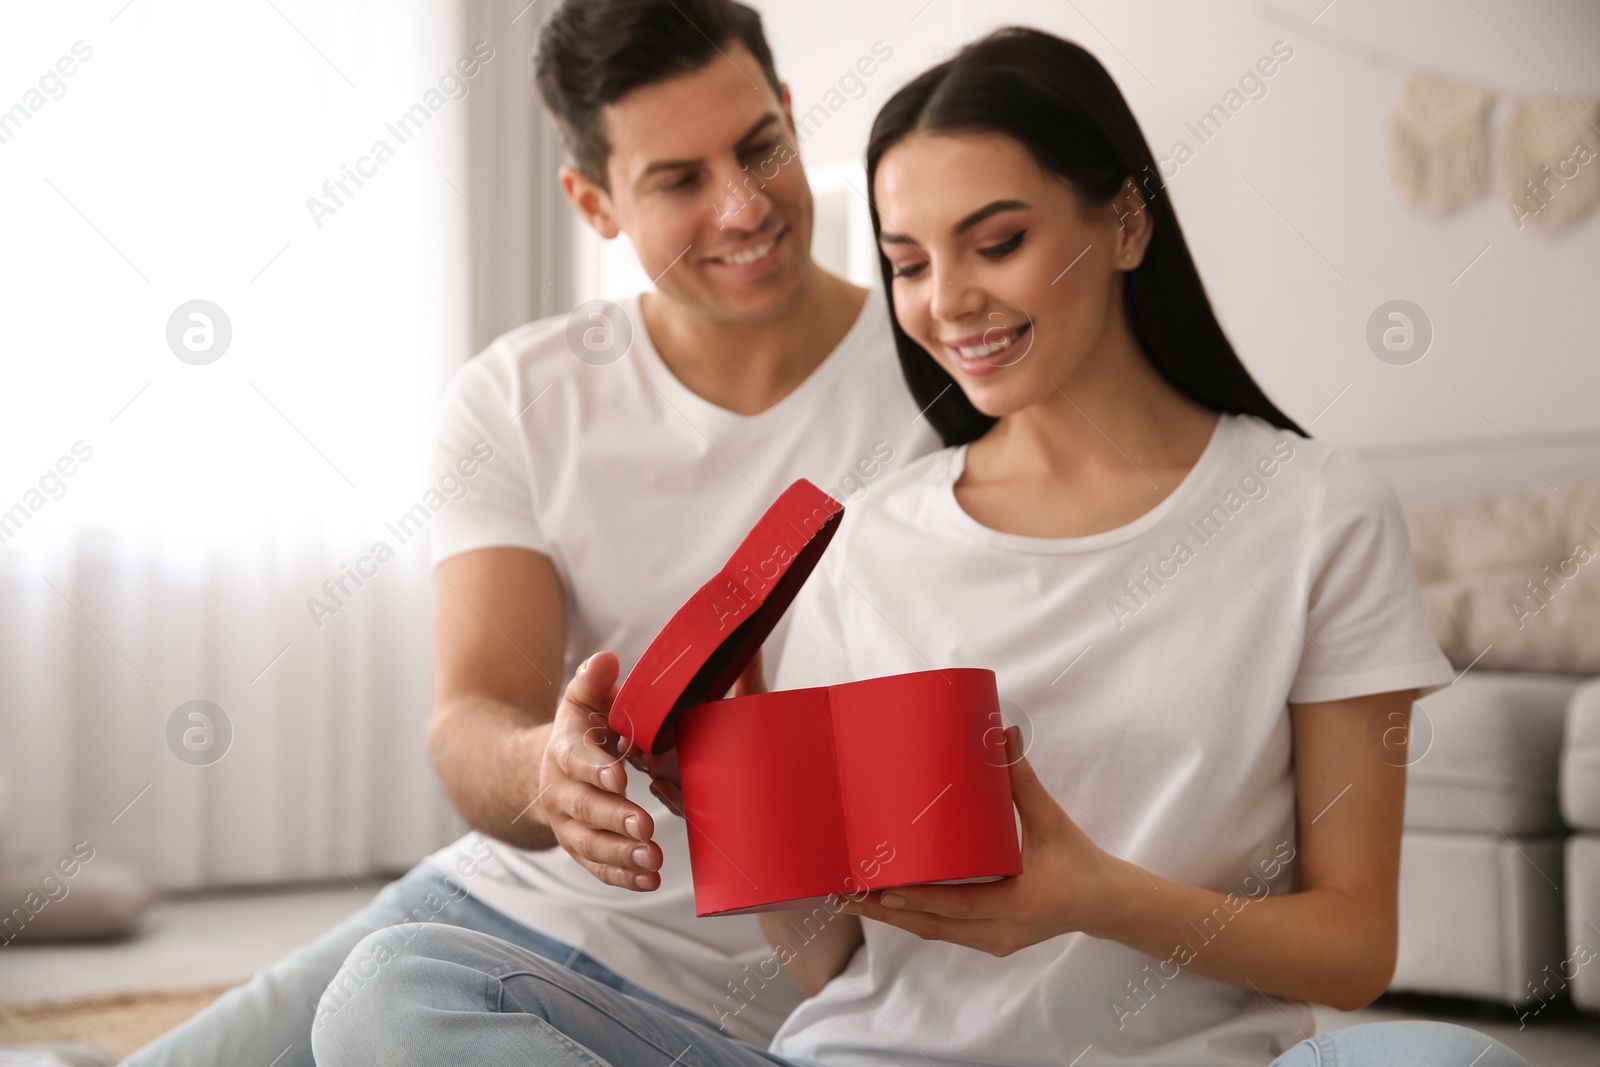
[609,479,844,753]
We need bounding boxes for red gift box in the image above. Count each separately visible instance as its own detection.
[610,479,1022,916]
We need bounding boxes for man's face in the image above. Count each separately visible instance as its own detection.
[592,43,813,323]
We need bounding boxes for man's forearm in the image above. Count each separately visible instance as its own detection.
[428,694,558,851]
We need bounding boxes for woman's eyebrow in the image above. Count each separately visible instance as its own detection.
[953,199,1029,234]
[879,198,1031,246]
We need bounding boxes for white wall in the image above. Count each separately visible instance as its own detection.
[734,0,1599,450]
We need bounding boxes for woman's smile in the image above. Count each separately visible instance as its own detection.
[944,319,1032,375]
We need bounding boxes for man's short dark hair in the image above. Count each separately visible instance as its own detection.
[534,0,784,189]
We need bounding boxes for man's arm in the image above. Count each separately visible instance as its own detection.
[429,547,566,850]
[428,548,667,888]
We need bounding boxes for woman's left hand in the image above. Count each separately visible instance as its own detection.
[842,726,1131,956]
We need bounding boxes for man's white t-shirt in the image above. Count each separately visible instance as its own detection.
[768,413,1455,1067]
[423,286,939,1044]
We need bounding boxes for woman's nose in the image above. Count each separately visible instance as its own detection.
[928,265,988,325]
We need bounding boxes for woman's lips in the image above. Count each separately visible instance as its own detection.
[945,321,1032,377]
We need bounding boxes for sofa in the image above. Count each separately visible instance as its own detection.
[1562,680,1600,1012]
[1359,434,1600,1013]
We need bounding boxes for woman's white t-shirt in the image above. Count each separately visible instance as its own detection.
[768,413,1454,1067]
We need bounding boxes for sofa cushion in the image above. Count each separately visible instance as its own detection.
[1407,672,1579,834]
[1394,830,1565,1003]
[1562,680,1600,832]
[1561,831,1600,1017]
[1404,476,1600,675]
[1566,835,1600,1013]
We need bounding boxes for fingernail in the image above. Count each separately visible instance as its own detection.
[1005,726,1022,762]
[624,814,643,840]
[632,845,653,869]
[601,766,621,792]
[881,894,906,909]
[634,872,653,889]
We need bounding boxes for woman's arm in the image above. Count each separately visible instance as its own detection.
[758,908,865,996]
[1090,689,1410,1008]
[844,690,1416,1011]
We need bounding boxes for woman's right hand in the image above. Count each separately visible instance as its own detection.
[536,652,665,890]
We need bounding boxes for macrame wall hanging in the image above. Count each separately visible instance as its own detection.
[1390,74,1496,217]
[1389,72,1600,236]
[1260,6,1599,235]
[1503,94,1600,235]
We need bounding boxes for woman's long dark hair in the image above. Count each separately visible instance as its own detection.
[866,27,1305,446]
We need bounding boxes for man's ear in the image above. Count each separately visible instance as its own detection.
[560,164,622,240]
[779,82,797,139]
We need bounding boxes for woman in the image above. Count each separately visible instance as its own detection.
[311,27,1530,1067]
[754,27,1527,1066]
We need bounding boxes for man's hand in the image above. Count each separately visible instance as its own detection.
[537,652,666,891]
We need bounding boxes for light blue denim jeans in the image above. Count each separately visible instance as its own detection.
[310,920,1532,1067]
[1270,1019,1529,1066]
[122,863,687,1067]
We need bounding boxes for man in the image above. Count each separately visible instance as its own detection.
[127,1,933,1062]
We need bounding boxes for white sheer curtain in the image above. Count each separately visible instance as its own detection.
[0,0,569,888]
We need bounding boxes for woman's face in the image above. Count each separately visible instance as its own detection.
[873,131,1148,419]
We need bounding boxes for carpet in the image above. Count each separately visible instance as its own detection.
[0,982,241,1061]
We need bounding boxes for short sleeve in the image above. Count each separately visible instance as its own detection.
[771,528,857,693]
[1289,449,1456,705]
[428,349,550,569]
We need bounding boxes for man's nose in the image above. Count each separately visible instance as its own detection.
[709,161,776,233]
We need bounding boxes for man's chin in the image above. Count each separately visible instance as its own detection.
[700,269,811,324]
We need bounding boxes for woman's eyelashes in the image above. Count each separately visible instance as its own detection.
[891,258,929,279]
[888,230,1028,277]
[978,229,1026,259]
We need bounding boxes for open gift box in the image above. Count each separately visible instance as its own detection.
[609,479,1022,916]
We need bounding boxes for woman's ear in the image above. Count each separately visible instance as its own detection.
[1110,179,1154,270]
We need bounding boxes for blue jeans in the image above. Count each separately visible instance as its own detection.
[310,922,1532,1067]
[123,863,686,1067]
[1270,1021,1529,1066]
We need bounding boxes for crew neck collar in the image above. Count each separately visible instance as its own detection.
[626,285,882,434]
[935,413,1238,555]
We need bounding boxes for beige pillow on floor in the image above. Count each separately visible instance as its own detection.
[1405,476,1600,674]
[0,856,157,942]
